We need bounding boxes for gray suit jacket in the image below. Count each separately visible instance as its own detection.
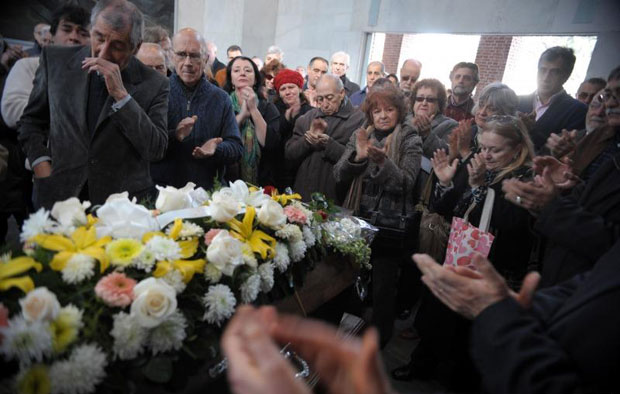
[19,45,169,208]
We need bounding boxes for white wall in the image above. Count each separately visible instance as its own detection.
[176,0,620,83]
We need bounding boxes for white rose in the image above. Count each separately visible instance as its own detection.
[229,180,270,207]
[155,182,197,212]
[130,278,177,328]
[209,189,241,222]
[206,231,244,276]
[95,197,159,239]
[257,199,286,229]
[105,192,136,203]
[51,197,91,234]
[19,287,61,323]
[189,187,210,207]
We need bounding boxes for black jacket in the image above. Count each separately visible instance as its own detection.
[471,240,620,394]
[340,75,360,97]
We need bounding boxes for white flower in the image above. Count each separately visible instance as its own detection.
[289,240,307,262]
[206,231,244,276]
[155,182,197,212]
[276,224,303,242]
[165,221,204,239]
[209,188,241,223]
[148,310,187,355]
[19,287,60,323]
[312,222,322,243]
[50,197,90,235]
[50,343,107,394]
[0,316,52,365]
[20,208,54,242]
[258,263,274,293]
[133,248,156,272]
[61,254,96,284]
[95,197,159,239]
[110,312,147,360]
[145,236,182,261]
[228,180,270,207]
[161,269,186,294]
[104,192,135,203]
[257,199,287,229]
[302,226,316,248]
[273,242,290,272]
[57,304,83,329]
[204,263,222,283]
[340,218,362,238]
[189,187,210,206]
[130,278,178,328]
[240,274,260,303]
[202,284,236,326]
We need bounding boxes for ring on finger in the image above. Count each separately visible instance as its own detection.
[516,195,522,205]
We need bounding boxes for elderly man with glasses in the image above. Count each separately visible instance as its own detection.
[150,28,242,191]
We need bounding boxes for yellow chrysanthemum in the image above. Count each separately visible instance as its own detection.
[17,364,50,394]
[49,308,81,353]
[106,239,143,267]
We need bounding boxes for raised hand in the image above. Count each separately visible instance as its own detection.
[82,57,128,101]
[533,155,578,189]
[457,119,474,159]
[242,87,258,111]
[467,153,487,188]
[285,101,301,122]
[192,137,222,158]
[367,144,387,166]
[546,129,578,158]
[431,149,458,186]
[354,128,370,162]
[413,113,433,137]
[176,115,198,141]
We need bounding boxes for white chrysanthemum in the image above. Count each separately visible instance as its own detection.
[273,242,290,272]
[58,304,84,329]
[148,310,187,355]
[161,269,186,294]
[0,316,52,366]
[202,285,236,326]
[61,254,95,284]
[165,221,204,239]
[288,240,307,263]
[258,263,274,293]
[339,218,362,238]
[275,224,303,242]
[133,247,156,272]
[50,343,108,394]
[302,226,316,248]
[20,208,54,242]
[240,274,260,304]
[110,312,147,360]
[204,263,222,283]
[145,236,182,261]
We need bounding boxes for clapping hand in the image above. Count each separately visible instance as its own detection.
[431,149,459,186]
[1,44,27,70]
[368,144,387,166]
[285,101,301,122]
[546,129,578,158]
[305,118,328,149]
[354,128,370,162]
[192,137,222,158]
[82,57,128,101]
[466,153,487,188]
[447,119,474,161]
[533,155,579,190]
[176,115,198,141]
[413,113,434,137]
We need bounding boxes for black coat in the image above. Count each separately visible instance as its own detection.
[471,240,620,394]
[536,152,620,287]
[340,75,360,97]
[518,91,587,153]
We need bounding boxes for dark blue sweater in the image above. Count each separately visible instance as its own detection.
[151,73,243,190]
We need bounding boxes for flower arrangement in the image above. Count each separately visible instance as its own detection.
[0,181,372,393]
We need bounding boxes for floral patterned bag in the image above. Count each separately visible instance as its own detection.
[443,188,495,269]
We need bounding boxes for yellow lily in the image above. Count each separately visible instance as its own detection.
[228,206,276,260]
[271,191,302,206]
[0,256,42,293]
[30,226,111,274]
[152,258,206,283]
[142,219,198,259]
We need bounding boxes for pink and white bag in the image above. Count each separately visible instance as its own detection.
[443,188,495,270]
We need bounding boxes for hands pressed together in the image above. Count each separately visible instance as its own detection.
[221,305,394,394]
[304,118,329,149]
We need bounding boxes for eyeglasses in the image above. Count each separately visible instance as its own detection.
[174,51,202,62]
[316,94,336,103]
[264,74,274,81]
[414,96,438,104]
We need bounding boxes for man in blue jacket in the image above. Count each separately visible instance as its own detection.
[151,28,242,190]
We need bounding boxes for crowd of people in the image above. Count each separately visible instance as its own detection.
[1,0,619,393]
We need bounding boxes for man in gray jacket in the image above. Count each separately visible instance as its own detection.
[19,0,169,208]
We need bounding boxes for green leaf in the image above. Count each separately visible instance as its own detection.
[142,357,173,383]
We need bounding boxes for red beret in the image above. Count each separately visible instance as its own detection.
[274,69,304,92]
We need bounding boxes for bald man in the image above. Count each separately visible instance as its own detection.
[285,74,365,203]
[399,59,422,92]
[136,43,167,76]
[150,28,242,190]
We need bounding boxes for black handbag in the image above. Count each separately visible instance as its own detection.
[359,179,420,250]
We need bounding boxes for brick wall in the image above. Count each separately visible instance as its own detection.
[474,35,513,98]
[382,33,403,75]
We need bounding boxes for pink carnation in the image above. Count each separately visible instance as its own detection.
[283,205,308,225]
[204,229,225,245]
[95,272,137,308]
